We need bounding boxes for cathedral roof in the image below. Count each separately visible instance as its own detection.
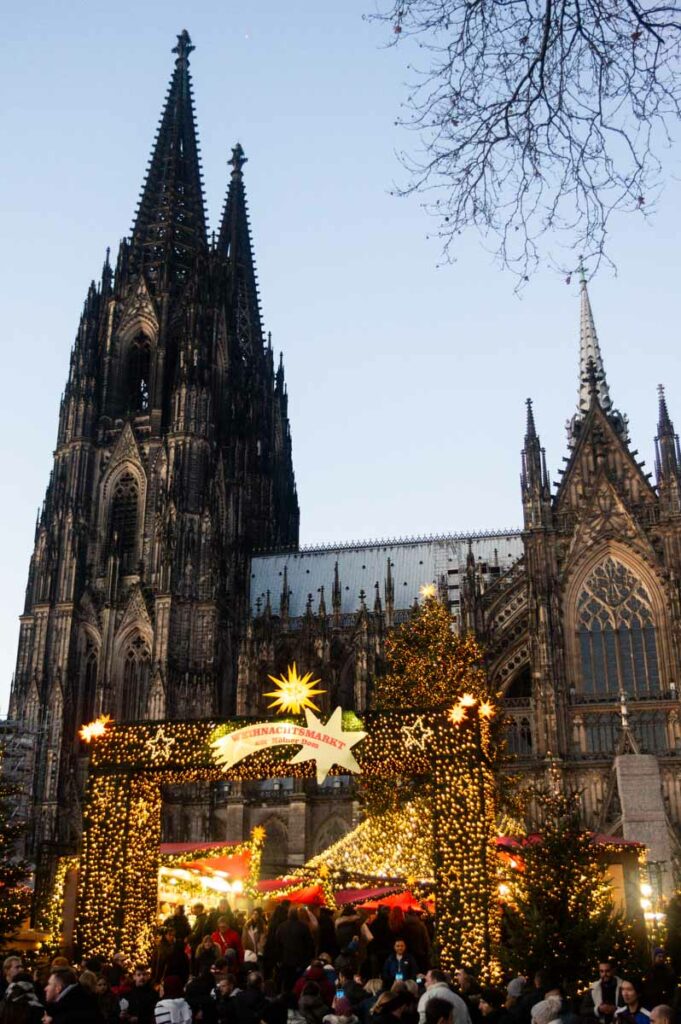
[250,530,523,617]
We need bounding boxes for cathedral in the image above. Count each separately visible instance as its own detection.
[9,32,681,906]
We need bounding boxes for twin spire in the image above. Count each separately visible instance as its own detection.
[131,30,258,302]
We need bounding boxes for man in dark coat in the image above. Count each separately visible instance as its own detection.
[276,907,315,992]
[401,910,431,974]
[382,940,418,989]
[42,968,102,1023]
[124,967,158,1024]
[231,971,269,1024]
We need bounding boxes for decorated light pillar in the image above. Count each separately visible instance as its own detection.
[431,701,499,978]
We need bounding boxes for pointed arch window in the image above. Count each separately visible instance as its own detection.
[121,633,151,721]
[109,472,139,573]
[81,638,99,725]
[127,334,151,413]
[506,716,533,756]
[577,557,661,698]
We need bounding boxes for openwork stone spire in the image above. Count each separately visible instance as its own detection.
[130,30,207,289]
[217,143,263,351]
[568,264,628,445]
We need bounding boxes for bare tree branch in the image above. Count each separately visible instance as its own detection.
[368,0,681,284]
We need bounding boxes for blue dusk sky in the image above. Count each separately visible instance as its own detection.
[1,1,680,709]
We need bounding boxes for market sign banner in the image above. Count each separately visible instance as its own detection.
[211,707,366,784]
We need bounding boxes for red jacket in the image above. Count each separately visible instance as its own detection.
[212,927,244,961]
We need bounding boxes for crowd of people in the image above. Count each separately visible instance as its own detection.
[0,899,678,1024]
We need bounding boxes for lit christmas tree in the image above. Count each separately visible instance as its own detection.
[500,788,642,987]
[0,755,31,942]
[373,594,488,710]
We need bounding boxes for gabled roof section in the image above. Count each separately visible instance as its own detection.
[130,30,207,290]
[555,390,656,515]
[217,144,263,351]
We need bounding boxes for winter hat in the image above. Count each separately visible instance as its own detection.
[531,998,562,1024]
[334,997,353,1016]
[6,980,43,1009]
[162,975,185,999]
[507,978,526,999]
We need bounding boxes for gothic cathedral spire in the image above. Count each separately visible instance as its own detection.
[130,30,207,290]
[218,143,263,353]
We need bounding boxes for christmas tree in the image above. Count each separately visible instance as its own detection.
[500,788,642,988]
[0,755,31,942]
[373,594,488,710]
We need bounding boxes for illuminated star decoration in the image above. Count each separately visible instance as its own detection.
[419,583,437,599]
[401,715,435,751]
[288,706,366,784]
[479,701,495,719]
[265,663,326,715]
[251,825,267,843]
[147,726,176,763]
[449,704,467,726]
[79,715,112,743]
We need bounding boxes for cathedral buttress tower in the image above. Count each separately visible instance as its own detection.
[9,31,298,874]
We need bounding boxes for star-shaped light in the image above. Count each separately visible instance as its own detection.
[419,583,437,599]
[251,825,266,844]
[448,705,467,726]
[288,706,366,784]
[401,715,435,751]
[265,663,326,715]
[479,701,495,718]
[147,726,176,763]
[79,714,112,743]
[459,693,477,707]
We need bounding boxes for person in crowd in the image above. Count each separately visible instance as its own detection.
[382,941,418,990]
[189,904,209,956]
[212,915,245,962]
[0,971,43,1024]
[454,970,481,1024]
[401,912,430,975]
[336,967,368,1011]
[650,1008,673,1024]
[479,989,510,1024]
[121,966,158,1024]
[153,976,191,1024]
[277,907,316,992]
[425,999,454,1024]
[94,976,119,1024]
[540,972,580,1024]
[195,934,219,974]
[580,963,623,1024]
[373,991,415,1024]
[506,979,526,1018]
[231,970,269,1024]
[214,974,240,1023]
[1,960,23,1000]
[76,971,97,996]
[324,994,360,1024]
[531,1000,563,1024]
[417,970,470,1024]
[42,967,101,1023]
[263,902,291,982]
[359,980,386,1023]
[614,979,651,1024]
[299,981,332,1024]
[388,910,406,942]
[336,909,362,955]
[206,900,234,938]
[151,928,178,986]
[318,909,340,962]
[164,905,191,944]
[243,909,268,966]
[104,954,127,990]
[184,966,218,1024]
[294,964,335,1007]
[366,910,392,982]
[643,952,677,1010]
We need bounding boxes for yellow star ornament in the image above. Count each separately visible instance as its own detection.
[288,707,366,784]
[265,663,326,715]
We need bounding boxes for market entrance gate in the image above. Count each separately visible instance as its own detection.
[77,704,498,975]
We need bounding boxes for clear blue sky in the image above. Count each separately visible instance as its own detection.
[2,0,681,710]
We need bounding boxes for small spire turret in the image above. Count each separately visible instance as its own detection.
[655,384,681,513]
[521,398,552,529]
